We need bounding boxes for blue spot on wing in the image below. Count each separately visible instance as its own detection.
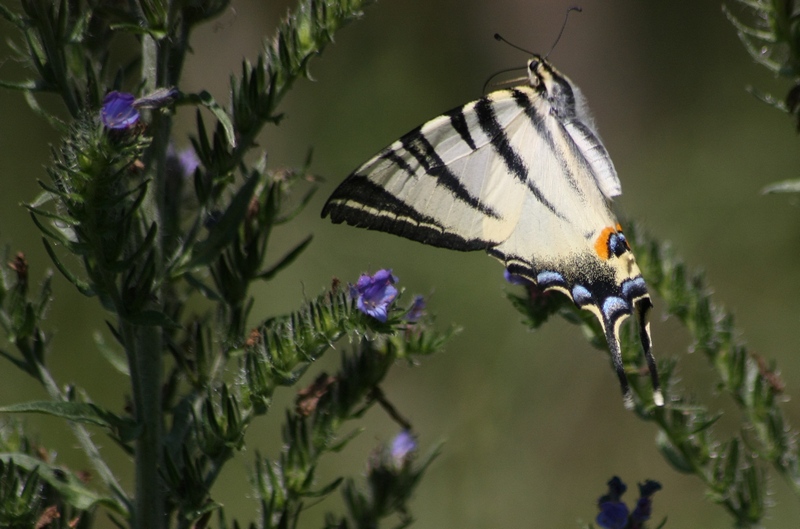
[602,296,630,321]
[537,271,565,287]
[622,277,647,299]
[571,285,592,306]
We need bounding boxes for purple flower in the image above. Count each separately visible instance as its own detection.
[391,430,416,466]
[178,147,200,176]
[598,476,628,503]
[101,91,139,129]
[596,501,629,529]
[631,480,662,524]
[351,269,398,322]
[594,476,661,529]
[405,295,426,323]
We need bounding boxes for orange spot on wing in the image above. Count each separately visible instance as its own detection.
[594,226,615,260]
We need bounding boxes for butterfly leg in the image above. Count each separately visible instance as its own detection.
[636,300,664,406]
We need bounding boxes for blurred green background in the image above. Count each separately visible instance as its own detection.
[3,0,800,527]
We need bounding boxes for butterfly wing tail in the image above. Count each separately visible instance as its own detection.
[602,315,635,410]
[600,298,664,410]
[636,298,664,407]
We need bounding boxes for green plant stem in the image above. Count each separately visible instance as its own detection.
[123,320,164,529]
[132,30,166,529]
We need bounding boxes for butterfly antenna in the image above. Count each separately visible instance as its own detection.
[493,33,534,56]
[544,6,582,59]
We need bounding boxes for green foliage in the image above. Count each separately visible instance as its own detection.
[0,0,797,528]
[507,222,798,527]
[724,0,800,193]
[0,1,441,528]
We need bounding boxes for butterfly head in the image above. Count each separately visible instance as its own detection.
[527,56,577,119]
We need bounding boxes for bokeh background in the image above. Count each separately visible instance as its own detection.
[2,0,800,527]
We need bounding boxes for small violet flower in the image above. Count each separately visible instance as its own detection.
[390,430,416,467]
[178,147,200,176]
[167,144,201,180]
[101,91,139,129]
[595,476,661,529]
[599,476,628,503]
[596,501,629,529]
[351,269,398,322]
[631,480,662,524]
[405,295,426,323]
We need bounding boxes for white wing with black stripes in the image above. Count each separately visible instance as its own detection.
[322,55,663,409]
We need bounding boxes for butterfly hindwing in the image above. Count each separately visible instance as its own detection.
[322,55,663,409]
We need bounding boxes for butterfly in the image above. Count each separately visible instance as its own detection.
[321,53,663,409]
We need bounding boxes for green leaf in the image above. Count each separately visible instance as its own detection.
[184,272,222,301]
[306,477,343,498]
[0,348,34,375]
[25,203,78,226]
[40,238,95,297]
[181,90,237,148]
[107,23,167,39]
[656,430,694,473]
[257,235,313,281]
[0,400,139,444]
[123,309,180,328]
[93,330,129,376]
[108,222,157,273]
[30,211,85,252]
[182,171,259,271]
[762,179,800,193]
[0,4,26,29]
[0,78,39,91]
[0,453,127,514]
[24,90,68,130]
[0,401,135,432]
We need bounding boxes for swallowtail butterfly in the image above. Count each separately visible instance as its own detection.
[322,52,663,409]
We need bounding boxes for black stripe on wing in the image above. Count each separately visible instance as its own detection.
[445,107,478,150]
[322,175,492,252]
[397,128,501,220]
[474,97,566,220]
[510,89,584,199]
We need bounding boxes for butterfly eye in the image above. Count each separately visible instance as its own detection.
[529,66,542,87]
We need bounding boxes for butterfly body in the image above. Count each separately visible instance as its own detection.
[323,55,663,409]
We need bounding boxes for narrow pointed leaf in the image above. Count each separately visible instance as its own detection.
[182,91,237,148]
[183,171,259,270]
[0,401,135,432]
[0,453,127,514]
[123,309,180,328]
[93,331,129,376]
[762,179,800,194]
[41,238,95,297]
[258,235,313,281]
[184,272,222,301]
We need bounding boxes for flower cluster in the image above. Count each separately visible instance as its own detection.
[595,476,662,529]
